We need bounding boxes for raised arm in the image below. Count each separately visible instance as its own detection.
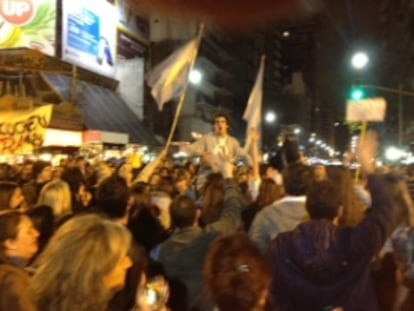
[134,148,168,183]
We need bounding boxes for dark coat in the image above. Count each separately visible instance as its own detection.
[0,263,38,311]
[154,179,245,311]
[269,175,397,311]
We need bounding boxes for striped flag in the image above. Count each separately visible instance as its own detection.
[147,39,198,111]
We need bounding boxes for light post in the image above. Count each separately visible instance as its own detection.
[351,52,369,70]
[189,69,202,85]
[349,51,414,146]
[264,111,277,150]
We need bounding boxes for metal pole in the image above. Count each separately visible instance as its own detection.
[398,83,403,146]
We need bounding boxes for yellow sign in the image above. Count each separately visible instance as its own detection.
[0,105,53,154]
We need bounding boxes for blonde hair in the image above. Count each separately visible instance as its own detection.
[31,214,131,311]
[37,180,72,218]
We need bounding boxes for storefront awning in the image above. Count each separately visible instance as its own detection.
[46,74,160,146]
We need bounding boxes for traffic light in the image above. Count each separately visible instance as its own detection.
[349,86,365,101]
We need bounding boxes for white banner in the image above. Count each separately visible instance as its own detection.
[346,97,387,122]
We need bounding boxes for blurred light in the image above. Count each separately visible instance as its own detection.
[189,69,202,84]
[294,128,301,135]
[350,87,365,101]
[309,137,315,143]
[334,122,340,127]
[265,111,277,123]
[385,146,404,161]
[316,140,322,146]
[351,52,369,70]
[283,31,290,37]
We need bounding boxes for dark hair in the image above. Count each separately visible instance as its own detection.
[255,178,284,210]
[169,195,198,228]
[0,182,20,210]
[283,163,312,196]
[61,168,85,195]
[0,211,23,262]
[95,175,129,219]
[201,174,224,225]
[130,181,151,206]
[306,180,342,220]
[33,161,51,179]
[27,205,55,253]
[212,112,230,126]
[204,233,272,311]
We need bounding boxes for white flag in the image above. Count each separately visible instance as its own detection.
[243,56,265,135]
[346,97,387,122]
[147,39,198,111]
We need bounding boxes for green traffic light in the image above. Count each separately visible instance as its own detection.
[350,88,365,100]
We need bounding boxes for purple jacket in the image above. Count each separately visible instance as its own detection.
[269,175,396,311]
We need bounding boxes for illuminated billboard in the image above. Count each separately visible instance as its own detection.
[0,0,56,56]
[62,0,117,77]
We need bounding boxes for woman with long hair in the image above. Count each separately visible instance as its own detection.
[0,181,26,211]
[0,210,39,310]
[37,180,72,220]
[204,233,272,311]
[242,178,285,231]
[31,214,133,311]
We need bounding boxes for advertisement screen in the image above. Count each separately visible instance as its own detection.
[0,0,56,56]
[62,0,117,77]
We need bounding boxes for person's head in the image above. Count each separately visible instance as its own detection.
[384,173,414,227]
[94,162,114,187]
[20,161,33,181]
[61,167,86,197]
[282,162,312,196]
[313,164,328,182]
[32,214,132,311]
[174,169,190,195]
[0,211,39,262]
[95,175,131,222]
[26,205,55,253]
[260,163,277,180]
[326,166,367,226]
[204,234,272,311]
[0,181,25,210]
[130,181,151,207]
[256,178,285,210]
[200,173,224,224]
[169,195,199,228]
[213,112,230,137]
[37,180,72,218]
[148,173,161,191]
[306,180,342,221]
[75,156,86,170]
[33,161,53,183]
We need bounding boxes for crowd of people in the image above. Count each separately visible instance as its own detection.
[0,112,414,311]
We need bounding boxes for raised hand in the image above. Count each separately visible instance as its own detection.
[356,130,378,175]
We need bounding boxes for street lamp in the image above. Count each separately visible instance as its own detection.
[265,111,277,124]
[189,69,202,84]
[351,52,369,70]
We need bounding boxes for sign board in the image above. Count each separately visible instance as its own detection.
[0,104,53,154]
[0,0,56,55]
[116,0,149,41]
[62,0,117,77]
[346,97,387,122]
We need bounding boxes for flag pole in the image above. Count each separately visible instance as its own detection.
[258,54,265,150]
[355,121,368,181]
[165,23,205,149]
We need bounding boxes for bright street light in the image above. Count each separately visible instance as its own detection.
[189,69,202,84]
[265,111,277,124]
[351,52,369,70]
